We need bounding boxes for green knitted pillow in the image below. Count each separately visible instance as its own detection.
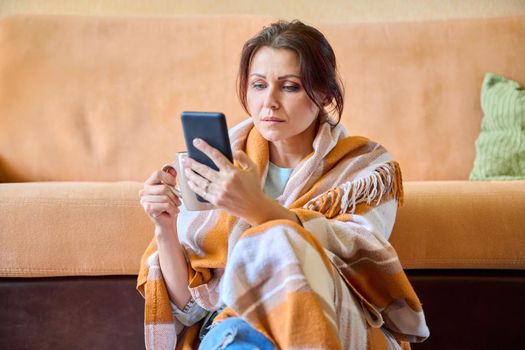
[470,73,525,180]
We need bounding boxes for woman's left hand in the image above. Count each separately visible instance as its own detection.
[183,138,267,224]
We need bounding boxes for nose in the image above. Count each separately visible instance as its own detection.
[263,86,279,110]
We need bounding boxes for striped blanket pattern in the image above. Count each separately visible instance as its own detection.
[137,118,429,349]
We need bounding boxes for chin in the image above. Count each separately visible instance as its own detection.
[259,130,286,143]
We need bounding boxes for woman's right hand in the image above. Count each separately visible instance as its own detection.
[139,166,182,232]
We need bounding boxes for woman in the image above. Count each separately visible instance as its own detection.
[138,20,429,349]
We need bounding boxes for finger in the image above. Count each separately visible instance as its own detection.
[193,138,232,170]
[184,157,219,181]
[160,169,177,187]
[150,205,179,219]
[143,185,182,207]
[145,202,170,217]
[186,179,213,203]
[163,187,182,206]
[144,184,178,196]
[184,167,210,189]
[144,170,168,186]
[140,194,180,208]
[168,186,182,199]
[161,164,178,178]
[166,167,177,178]
[145,169,177,187]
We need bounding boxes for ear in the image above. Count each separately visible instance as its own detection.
[321,95,332,107]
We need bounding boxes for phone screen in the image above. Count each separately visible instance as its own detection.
[181,111,233,202]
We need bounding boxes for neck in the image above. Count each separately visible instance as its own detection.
[268,121,317,168]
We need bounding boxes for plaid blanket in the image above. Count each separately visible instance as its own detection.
[137,118,429,349]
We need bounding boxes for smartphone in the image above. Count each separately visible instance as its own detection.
[181,111,233,202]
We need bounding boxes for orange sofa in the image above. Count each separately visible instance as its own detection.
[1,15,524,349]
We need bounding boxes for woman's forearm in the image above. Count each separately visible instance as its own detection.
[247,195,300,226]
[155,226,191,309]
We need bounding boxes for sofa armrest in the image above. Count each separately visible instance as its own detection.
[391,180,525,269]
[0,181,153,277]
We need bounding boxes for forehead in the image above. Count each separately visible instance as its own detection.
[249,46,300,74]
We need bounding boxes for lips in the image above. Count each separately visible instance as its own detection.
[261,117,284,122]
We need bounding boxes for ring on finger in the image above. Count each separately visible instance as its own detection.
[203,181,210,196]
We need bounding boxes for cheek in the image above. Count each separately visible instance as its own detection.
[292,95,319,116]
[246,92,260,115]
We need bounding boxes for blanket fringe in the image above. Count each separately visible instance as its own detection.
[305,161,403,217]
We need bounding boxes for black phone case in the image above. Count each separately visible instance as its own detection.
[181,112,233,202]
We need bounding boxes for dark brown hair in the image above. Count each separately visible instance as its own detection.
[238,20,344,126]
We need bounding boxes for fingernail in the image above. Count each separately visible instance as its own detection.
[193,138,201,146]
[162,164,175,173]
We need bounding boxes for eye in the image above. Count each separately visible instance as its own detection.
[250,81,267,90]
[283,84,300,92]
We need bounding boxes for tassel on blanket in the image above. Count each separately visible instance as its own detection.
[305,161,404,218]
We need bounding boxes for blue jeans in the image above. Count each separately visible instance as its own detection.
[199,317,276,350]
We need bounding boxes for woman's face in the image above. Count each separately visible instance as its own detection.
[246,46,321,144]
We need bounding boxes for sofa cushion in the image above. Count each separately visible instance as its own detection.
[1,181,524,278]
[391,180,525,269]
[470,73,525,180]
[0,181,152,277]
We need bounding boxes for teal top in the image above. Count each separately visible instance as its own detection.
[263,162,294,199]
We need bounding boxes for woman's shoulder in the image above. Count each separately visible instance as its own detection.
[335,135,392,157]
[327,122,389,154]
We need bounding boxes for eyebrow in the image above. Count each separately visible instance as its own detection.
[250,73,301,80]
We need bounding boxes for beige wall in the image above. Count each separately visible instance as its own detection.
[1,0,525,23]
